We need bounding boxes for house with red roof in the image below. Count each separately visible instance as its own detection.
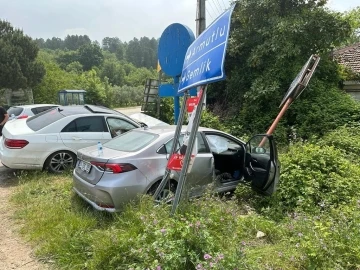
[333,42,360,99]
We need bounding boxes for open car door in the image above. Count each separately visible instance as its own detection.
[243,134,280,195]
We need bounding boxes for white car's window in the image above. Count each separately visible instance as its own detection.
[27,108,64,131]
[31,106,57,115]
[104,130,158,152]
[7,107,23,117]
[62,116,106,132]
[106,117,137,138]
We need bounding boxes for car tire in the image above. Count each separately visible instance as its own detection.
[44,151,76,173]
[147,179,177,203]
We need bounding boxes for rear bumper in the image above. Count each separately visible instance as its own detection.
[73,186,117,213]
[0,137,47,169]
[72,168,149,212]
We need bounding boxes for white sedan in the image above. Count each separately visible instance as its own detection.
[0,105,144,173]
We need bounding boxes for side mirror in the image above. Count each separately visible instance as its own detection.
[139,122,148,128]
[253,147,266,154]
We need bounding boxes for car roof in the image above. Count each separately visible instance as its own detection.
[53,105,129,117]
[9,104,59,108]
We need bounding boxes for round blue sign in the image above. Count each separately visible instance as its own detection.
[158,23,195,77]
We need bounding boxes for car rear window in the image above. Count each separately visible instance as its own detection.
[26,108,65,131]
[104,130,158,152]
[7,107,23,116]
[31,106,57,115]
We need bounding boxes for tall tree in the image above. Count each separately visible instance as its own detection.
[78,43,104,71]
[208,0,353,138]
[342,7,360,45]
[44,37,64,50]
[0,20,45,90]
[126,38,142,67]
[102,37,125,60]
[100,59,126,86]
[64,35,91,50]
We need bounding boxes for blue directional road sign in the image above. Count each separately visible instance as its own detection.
[178,5,235,94]
[159,84,197,97]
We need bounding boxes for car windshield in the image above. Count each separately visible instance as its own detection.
[26,108,65,131]
[104,130,158,152]
[7,107,23,116]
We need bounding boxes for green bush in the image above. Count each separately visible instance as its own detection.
[200,110,229,132]
[287,81,360,140]
[319,124,360,162]
[11,163,360,269]
[238,142,360,218]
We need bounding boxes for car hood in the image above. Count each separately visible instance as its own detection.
[77,144,136,162]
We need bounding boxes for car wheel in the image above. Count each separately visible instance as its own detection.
[45,151,76,173]
[148,180,177,204]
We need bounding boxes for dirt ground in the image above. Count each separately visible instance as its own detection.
[0,164,47,270]
[0,106,141,269]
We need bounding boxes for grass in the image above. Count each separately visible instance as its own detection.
[10,125,360,270]
[9,171,304,270]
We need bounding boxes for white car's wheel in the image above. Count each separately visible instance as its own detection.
[45,151,76,173]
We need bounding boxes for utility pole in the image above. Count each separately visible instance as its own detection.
[196,0,206,105]
[196,0,206,37]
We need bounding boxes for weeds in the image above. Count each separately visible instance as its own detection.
[10,125,360,269]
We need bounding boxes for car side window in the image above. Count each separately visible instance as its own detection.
[205,134,241,154]
[247,135,271,156]
[31,108,39,114]
[61,116,106,132]
[161,133,207,154]
[106,117,137,138]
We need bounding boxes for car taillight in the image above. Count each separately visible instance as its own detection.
[90,162,137,174]
[5,139,29,149]
[17,115,28,119]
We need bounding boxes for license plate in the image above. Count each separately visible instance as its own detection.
[78,160,91,173]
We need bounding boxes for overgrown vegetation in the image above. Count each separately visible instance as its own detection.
[206,0,360,144]
[4,0,360,269]
[11,126,360,269]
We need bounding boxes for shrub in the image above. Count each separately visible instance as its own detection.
[319,124,360,162]
[200,110,229,132]
[237,142,360,218]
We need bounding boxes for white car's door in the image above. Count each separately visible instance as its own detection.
[60,116,108,151]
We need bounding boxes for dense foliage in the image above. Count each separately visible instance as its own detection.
[35,35,158,69]
[0,20,45,90]
[206,0,359,143]
[4,1,360,269]
[33,47,157,107]
[12,124,360,269]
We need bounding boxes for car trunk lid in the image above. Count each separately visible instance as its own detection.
[2,119,35,138]
[75,145,134,185]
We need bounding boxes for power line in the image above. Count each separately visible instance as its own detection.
[206,8,214,22]
[216,0,225,11]
[207,0,218,18]
[210,0,222,14]
[221,0,228,10]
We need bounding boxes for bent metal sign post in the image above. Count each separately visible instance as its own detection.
[153,5,236,215]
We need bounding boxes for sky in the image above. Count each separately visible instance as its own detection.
[0,0,358,43]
